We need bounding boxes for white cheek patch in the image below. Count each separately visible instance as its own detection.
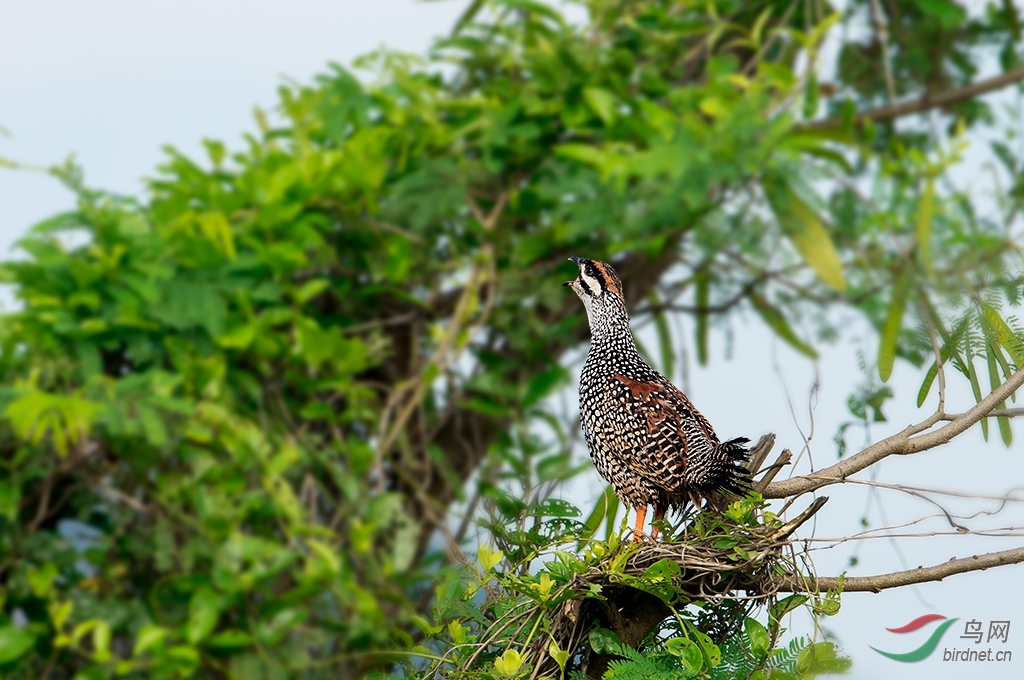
[580,269,603,297]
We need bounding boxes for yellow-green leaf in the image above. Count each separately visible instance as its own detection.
[763,173,846,291]
[535,573,554,600]
[878,271,911,382]
[549,639,569,670]
[917,361,939,407]
[0,626,36,664]
[583,86,617,125]
[307,539,341,576]
[494,648,524,677]
[986,343,1012,447]
[48,601,73,631]
[917,179,935,274]
[579,484,618,548]
[448,620,468,645]
[477,545,504,573]
[93,620,112,662]
[133,625,170,656]
[979,301,1024,365]
[749,291,818,358]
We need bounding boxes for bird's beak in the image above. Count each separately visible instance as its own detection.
[565,256,585,286]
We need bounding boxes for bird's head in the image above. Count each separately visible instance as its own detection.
[563,256,625,327]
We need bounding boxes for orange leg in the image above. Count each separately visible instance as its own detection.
[650,505,666,541]
[633,504,648,543]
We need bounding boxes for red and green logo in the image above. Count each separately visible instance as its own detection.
[872,614,958,662]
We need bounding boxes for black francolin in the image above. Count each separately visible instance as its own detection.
[564,256,750,542]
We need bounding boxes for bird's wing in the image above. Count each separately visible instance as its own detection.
[609,373,721,492]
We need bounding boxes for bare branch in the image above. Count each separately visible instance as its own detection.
[754,449,791,493]
[944,407,1024,420]
[766,496,829,541]
[764,366,1024,499]
[777,546,1024,593]
[867,0,896,104]
[746,433,777,477]
[804,65,1024,129]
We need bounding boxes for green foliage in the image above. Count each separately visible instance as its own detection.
[2,0,1024,677]
[395,494,848,679]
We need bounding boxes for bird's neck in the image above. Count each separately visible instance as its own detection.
[587,302,638,353]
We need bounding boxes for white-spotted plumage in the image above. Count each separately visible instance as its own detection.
[564,256,750,541]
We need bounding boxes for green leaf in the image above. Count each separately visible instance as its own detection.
[133,625,170,656]
[493,648,524,677]
[878,270,911,382]
[294,278,330,304]
[695,270,709,366]
[797,641,852,674]
[448,620,468,646]
[979,300,1024,365]
[763,173,845,292]
[589,625,621,655]
[986,343,1012,447]
[256,607,308,645]
[307,538,342,576]
[27,562,58,598]
[917,362,939,407]
[477,545,505,573]
[745,617,770,657]
[523,366,569,407]
[687,625,721,668]
[916,0,966,28]
[187,588,221,645]
[641,558,681,582]
[555,143,607,166]
[583,86,617,125]
[666,636,703,672]
[206,630,253,649]
[3,389,106,457]
[580,484,618,547]
[0,625,36,664]
[749,291,818,358]
[93,620,112,662]
[549,639,569,670]
[769,594,808,627]
[917,179,935,274]
[966,348,988,441]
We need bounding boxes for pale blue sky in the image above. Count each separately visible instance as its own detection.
[2,2,1023,678]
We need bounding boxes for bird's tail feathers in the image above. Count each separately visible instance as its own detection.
[710,436,753,496]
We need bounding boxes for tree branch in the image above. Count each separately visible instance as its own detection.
[944,407,1024,420]
[763,365,1024,499]
[777,546,1024,593]
[805,65,1024,129]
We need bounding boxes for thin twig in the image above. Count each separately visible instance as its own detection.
[803,65,1024,129]
[776,545,1024,592]
[764,365,1024,499]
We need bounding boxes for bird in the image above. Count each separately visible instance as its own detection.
[563,256,751,542]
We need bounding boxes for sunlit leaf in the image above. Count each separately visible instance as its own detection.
[583,86,617,126]
[763,173,845,292]
[878,270,911,382]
